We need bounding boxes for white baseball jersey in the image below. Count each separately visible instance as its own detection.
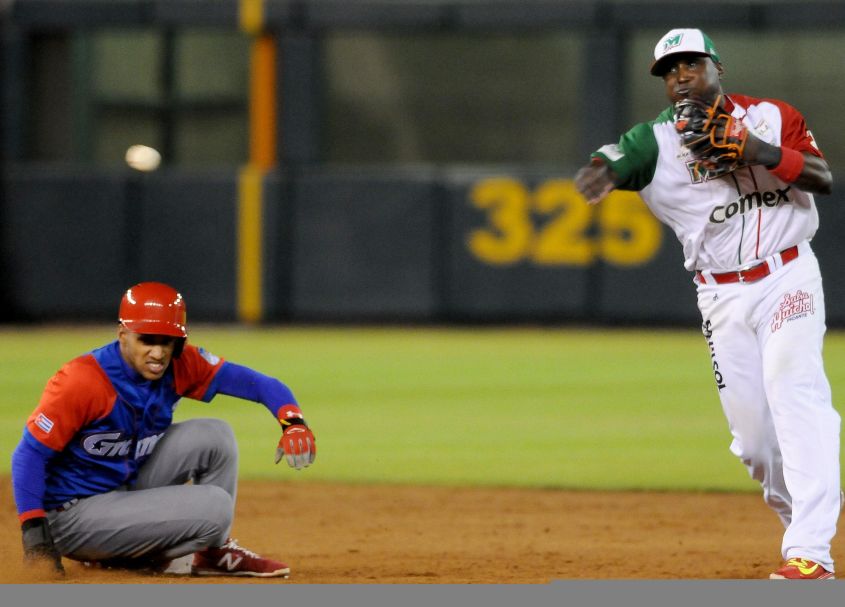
[593,95,822,272]
[591,95,841,574]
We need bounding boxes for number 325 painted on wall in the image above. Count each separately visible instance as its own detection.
[467,177,662,267]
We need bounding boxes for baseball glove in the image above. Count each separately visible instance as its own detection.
[674,94,748,178]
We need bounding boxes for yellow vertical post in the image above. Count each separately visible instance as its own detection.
[238,164,264,323]
[250,34,278,170]
[237,0,277,323]
[239,0,264,34]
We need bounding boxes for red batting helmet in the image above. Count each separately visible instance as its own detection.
[119,282,188,338]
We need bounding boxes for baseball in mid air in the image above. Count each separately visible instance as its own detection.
[125,144,161,172]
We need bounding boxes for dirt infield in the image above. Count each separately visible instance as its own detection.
[1,477,842,583]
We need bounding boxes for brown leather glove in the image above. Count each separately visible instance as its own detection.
[674,94,748,178]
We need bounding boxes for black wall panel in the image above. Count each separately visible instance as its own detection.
[3,167,128,318]
[138,171,238,321]
[289,167,439,320]
[4,167,845,326]
[2,168,241,321]
[262,172,293,321]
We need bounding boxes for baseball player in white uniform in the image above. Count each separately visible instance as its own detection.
[575,28,841,579]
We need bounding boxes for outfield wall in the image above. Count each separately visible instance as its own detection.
[4,166,844,326]
[3,1,845,326]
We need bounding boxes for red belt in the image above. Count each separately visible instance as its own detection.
[696,245,799,285]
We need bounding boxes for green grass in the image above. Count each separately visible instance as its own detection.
[3,325,844,492]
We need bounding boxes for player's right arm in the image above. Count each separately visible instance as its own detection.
[13,440,63,572]
[11,357,114,572]
[574,158,617,205]
[173,345,316,470]
[575,109,670,204]
[740,97,832,195]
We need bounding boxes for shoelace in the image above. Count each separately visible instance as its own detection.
[222,538,261,559]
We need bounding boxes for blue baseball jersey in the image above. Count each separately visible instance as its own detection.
[13,340,300,521]
[22,341,224,509]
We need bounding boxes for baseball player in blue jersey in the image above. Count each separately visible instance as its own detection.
[11,282,316,577]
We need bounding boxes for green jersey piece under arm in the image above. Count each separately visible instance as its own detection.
[591,106,674,191]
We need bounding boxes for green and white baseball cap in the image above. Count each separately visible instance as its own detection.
[650,28,721,76]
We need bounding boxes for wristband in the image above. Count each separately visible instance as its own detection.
[277,404,305,427]
[19,509,47,524]
[769,147,804,183]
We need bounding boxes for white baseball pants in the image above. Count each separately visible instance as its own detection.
[696,242,841,570]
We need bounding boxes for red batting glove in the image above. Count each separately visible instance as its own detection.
[276,426,317,469]
[274,404,316,469]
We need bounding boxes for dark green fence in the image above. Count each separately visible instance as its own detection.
[3,1,844,325]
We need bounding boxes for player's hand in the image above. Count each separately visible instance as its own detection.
[276,425,317,469]
[575,158,615,205]
[274,404,316,469]
[674,94,747,177]
[21,517,65,574]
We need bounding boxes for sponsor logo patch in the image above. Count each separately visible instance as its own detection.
[35,412,54,434]
[709,187,791,223]
[771,290,815,333]
[753,118,771,139]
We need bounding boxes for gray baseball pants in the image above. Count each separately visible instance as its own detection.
[46,418,238,566]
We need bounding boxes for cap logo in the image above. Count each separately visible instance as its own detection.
[662,33,683,54]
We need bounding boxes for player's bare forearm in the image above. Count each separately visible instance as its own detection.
[743,135,832,196]
[793,154,833,195]
[575,159,617,205]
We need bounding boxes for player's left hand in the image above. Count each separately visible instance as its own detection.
[274,404,316,469]
[674,94,748,176]
[276,425,317,469]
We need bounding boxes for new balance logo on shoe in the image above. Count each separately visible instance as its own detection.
[217,552,244,571]
[192,538,290,578]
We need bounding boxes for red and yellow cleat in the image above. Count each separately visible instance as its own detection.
[769,558,835,580]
